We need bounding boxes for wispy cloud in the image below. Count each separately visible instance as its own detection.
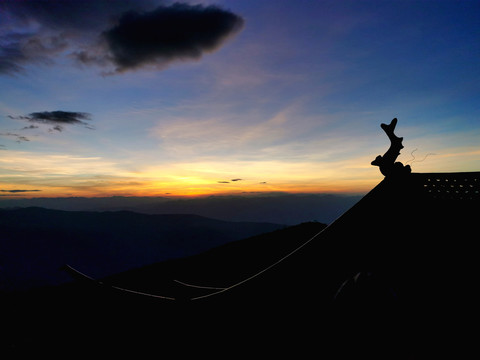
[152,101,315,159]
[0,132,30,143]
[8,111,93,132]
[0,189,41,193]
[0,151,119,178]
[21,125,39,130]
[217,178,243,184]
[9,110,92,126]
[0,150,153,196]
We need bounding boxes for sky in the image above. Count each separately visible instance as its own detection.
[0,0,479,198]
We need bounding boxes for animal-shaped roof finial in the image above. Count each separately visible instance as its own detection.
[371,118,411,177]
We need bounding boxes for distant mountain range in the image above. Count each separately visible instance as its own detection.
[0,193,362,225]
[0,207,285,291]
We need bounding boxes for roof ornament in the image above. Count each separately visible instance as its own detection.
[371,118,411,177]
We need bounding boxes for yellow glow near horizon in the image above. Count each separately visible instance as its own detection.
[1,144,479,199]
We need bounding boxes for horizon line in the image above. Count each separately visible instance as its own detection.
[0,190,367,201]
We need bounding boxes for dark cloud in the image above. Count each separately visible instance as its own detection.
[231,178,243,182]
[9,111,93,130]
[99,3,245,72]
[2,0,152,31]
[0,189,41,193]
[0,1,244,75]
[0,0,152,75]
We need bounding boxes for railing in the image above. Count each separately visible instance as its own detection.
[410,172,480,200]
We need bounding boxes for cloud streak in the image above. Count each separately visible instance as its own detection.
[0,132,30,143]
[0,189,41,193]
[9,111,93,131]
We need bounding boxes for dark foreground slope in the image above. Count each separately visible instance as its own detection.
[104,221,328,299]
[1,221,326,356]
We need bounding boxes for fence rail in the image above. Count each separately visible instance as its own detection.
[410,172,480,200]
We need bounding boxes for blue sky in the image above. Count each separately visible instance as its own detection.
[1,0,479,197]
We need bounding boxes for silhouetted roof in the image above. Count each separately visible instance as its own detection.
[52,170,479,358]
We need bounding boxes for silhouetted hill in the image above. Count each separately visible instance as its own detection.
[0,207,284,291]
[0,193,362,224]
